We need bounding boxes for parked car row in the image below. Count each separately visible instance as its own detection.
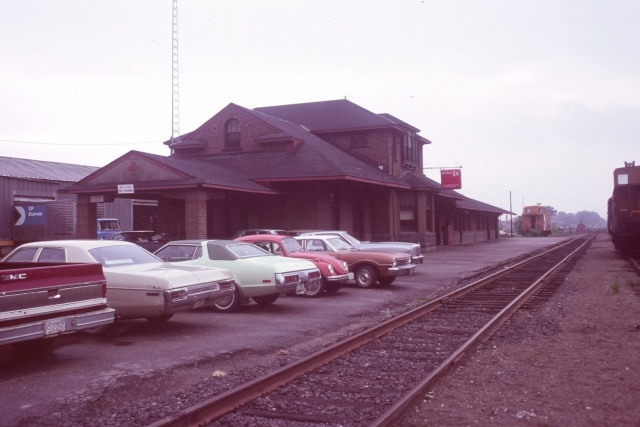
[233,229,424,265]
[293,234,414,287]
[234,234,352,296]
[1,229,419,327]
[154,240,323,311]
[2,240,238,322]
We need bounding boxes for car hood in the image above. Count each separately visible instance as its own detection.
[356,242,418,254]
[245,256,318,273]
[103,262,234,290]
[287,252,345,267]
[333,248,410,263]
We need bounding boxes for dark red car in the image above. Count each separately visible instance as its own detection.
[235,234,351,296]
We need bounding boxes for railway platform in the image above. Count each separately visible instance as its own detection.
[413,234,574,290]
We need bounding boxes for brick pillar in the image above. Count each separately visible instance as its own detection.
[388,189,398,241]
[417,192,427,235]
[77,194,98,239]
[185,189,208,239]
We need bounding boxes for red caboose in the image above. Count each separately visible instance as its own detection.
[521,205,552,236]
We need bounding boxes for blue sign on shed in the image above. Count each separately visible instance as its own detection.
[15,205,47,226]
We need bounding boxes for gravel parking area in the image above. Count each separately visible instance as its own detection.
[396,233,640,426]
[8,234,633,427]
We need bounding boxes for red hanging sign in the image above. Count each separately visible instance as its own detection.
[441,169,462,189]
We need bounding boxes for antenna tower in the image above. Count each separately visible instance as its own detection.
[170,0,181,145]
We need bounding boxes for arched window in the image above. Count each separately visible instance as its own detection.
[225,119,241,150]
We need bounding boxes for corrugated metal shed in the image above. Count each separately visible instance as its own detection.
[0,156,98,182]
[0,156,101,249]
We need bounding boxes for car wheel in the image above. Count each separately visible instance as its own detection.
[378,277,396,286]
[252,294,279,305]
[81,324,112,335]
[304,279,326,297]
[325,284,342,293]
[146,314,174,322]
[354,265,378,288]
[212,288,240,313]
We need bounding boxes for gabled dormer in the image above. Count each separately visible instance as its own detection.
[165,103,304,159]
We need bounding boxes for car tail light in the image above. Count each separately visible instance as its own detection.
[219,280,236,290]
[308,270,321,279]
[283,275,299,284]
[169,289,187,302]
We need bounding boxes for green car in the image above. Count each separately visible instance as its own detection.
[155,240,322,312]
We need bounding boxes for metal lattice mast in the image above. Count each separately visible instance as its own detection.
[170,0,181,145]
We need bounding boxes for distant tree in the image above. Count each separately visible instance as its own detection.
[546,206,558,216]
[514,216,523,235]
[556,210,606,229]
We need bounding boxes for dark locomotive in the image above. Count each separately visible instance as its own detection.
[608,161,640,252]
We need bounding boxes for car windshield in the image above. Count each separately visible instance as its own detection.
[99,220,120,231]
[339,233,361,245]
[88,245,161,268]
[282,237,303,253]
[327,237,354,251]
[227,243,271,259]
[154,245,200,261]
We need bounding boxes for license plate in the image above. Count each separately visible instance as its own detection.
[193,299,205,309]
[296,283,306,295]
[44,319,66,335]
[348,273,354,280]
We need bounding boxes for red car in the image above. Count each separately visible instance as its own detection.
[235,234,352,296]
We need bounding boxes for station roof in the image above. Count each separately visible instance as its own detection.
[255,99,427,140]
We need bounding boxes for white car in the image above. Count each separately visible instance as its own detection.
[2,240,237,322]
[155,240,322,312]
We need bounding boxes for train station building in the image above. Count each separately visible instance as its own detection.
[4,99,510,249]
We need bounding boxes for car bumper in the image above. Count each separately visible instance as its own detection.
[385,264,416,277]
[325,273,351,283]
[277,269,323,295]
[0,307,116,346]
[164,281,237,312]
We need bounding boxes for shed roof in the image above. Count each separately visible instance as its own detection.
[452,192,513,215]
[0,156,98,182]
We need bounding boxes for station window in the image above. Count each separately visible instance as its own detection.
[404,133,418,163]
[225,119,241,150]
[399,192,417,232]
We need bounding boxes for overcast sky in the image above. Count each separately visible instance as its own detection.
[2,1,638,218]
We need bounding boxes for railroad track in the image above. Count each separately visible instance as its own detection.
[149,234,596,427]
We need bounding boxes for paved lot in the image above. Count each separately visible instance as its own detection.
[0,235,572,426]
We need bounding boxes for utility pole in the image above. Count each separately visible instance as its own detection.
[170,0,181,146]
[510,191,513,237]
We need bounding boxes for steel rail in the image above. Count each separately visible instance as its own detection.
[148,235,589,427]
[371,234,595,426]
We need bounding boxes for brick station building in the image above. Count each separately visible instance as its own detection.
[62,99,509,248]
